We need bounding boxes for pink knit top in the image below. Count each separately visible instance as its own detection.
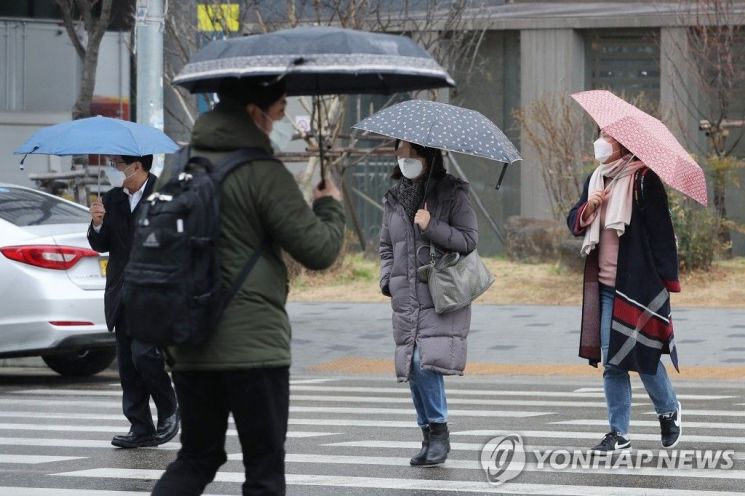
[581,180,619,287]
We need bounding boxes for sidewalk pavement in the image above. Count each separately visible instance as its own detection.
[4,303,743,380]
[288,303,745,380]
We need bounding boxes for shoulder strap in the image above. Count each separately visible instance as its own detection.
[634,167,651,209]
[169,146,192,178]
[211,147,279,184]
[211,147,279,310]
[223,239,271,306]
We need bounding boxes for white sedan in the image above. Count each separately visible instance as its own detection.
[0,183,115,376]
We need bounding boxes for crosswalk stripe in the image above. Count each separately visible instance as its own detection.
[554,419,745,430]
[272,453,744,481]
[289,385,731,400]
[289,406,549,417]
[0,412,125,421]
[0,423,337,438]
[10,389,620,408]
[49,469,745,495]
[0,411,419,428]
[0,437,180,449]
[289,378,340,384]
[289,418,416,428]
[311,444,745,461]
[290,394,617,408]
[647,410,745,417]
[0,489,165,496]
[452,429,745,444]
[11,389,635,408]
[0,454,86,464]
[327,438,745,451]
[0,399,550,417]
[2,435,740,462]
[0,399,121,408]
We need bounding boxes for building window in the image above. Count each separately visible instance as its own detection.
[585,29,660,104]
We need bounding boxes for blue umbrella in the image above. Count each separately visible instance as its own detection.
[15,116,179,157]
[353,99,522,189]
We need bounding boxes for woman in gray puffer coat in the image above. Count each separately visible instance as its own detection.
[379,140,478,467]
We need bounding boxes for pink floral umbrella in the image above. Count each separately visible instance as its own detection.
[571,90,708,206]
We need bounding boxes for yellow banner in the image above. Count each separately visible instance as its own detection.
[197,4,239,32]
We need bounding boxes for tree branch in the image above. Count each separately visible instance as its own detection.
[56,0,86,60]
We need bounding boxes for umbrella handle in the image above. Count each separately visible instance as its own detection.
[316,96,326,189]
[18,145,40,170]
[97,154,101,201]
[495,163,509,190]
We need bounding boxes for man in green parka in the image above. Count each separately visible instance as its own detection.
[151,78,345,496]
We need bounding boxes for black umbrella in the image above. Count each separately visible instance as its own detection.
[173,26,454,184]
[173,26,454,95]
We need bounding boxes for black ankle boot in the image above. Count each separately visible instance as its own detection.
[409,425,430,466]
[421,422,449,466]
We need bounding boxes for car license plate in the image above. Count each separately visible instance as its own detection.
[99,257,108,277]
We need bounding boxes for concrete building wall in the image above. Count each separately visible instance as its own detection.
[455,31,520,254]
[519,28,586,220]
[0,18,130,187]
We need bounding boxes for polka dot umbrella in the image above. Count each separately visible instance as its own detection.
[352,99,522,189]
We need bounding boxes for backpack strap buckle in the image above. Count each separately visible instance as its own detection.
[146,192,173,204]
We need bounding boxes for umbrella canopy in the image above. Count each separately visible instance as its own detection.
[173,26,454,95]
[352,99,522,164]
[571,90,708,206]
[15,116,179,157]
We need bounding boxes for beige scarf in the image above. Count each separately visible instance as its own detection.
[581,155,645,256]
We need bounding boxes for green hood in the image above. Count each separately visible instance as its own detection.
[191,99,273,152]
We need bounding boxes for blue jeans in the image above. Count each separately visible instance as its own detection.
[409,347,448,427]
[600,284,678,434]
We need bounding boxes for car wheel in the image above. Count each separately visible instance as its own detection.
[42,347,116,376]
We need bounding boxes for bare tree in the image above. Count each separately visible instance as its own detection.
[513,94,589,220]
[664,0,745,254]
[56,0,114,120]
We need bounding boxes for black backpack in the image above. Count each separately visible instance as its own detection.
[123,147,278,347]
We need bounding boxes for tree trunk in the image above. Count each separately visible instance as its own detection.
[713,168,733,258]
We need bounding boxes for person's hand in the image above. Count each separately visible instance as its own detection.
[585,190,606,216]
[414,204,431,231]
[90,199,105,227]
[313,177,342,202]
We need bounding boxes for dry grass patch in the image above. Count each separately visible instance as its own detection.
[289,255,745,308]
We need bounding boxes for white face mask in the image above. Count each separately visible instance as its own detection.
[106,164,135,188]
[398,157,424,179]
[258,109,294,151]
[593,137,615,164]
[269,117,294,151]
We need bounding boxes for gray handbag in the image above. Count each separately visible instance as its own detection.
[424,244,495,314]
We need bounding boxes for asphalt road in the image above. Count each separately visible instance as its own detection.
[0,369,743,495]
[0,302,743,494]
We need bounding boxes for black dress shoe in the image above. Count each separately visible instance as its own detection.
[111,430,157,449]
[154,410,180,445]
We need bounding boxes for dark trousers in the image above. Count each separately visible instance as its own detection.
[115,314,177,435]
[151,367,289,496]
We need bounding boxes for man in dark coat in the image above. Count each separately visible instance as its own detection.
[88,154,178,449]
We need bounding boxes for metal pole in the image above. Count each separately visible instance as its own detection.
[135,0,165,175]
